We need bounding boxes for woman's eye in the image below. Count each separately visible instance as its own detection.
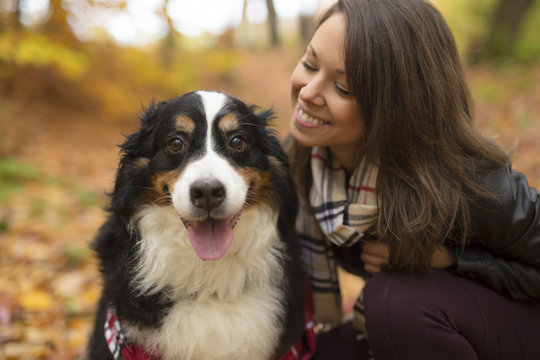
[334,83,351,97]
[168,138,186,153]
[302,60,317,72]
[229,136,249,151]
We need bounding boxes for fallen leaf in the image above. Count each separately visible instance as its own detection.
[17,290,53,312]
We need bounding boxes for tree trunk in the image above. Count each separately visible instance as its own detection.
[299,15,314,45]
[470,0,535,62]
[161,0,178,66]
[266,0,280,47]
[0,0,22,31]
[43,0,78,45]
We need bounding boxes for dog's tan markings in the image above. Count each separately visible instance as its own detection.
[218,114,239,133]
[132,157,150,170]
[267,156,283,174]
[150,170,182,205]
[238,167,277,209]
[245,155,289,208]
[175,115,195,134]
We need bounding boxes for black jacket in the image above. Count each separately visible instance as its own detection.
[335,164,540,301]
[450,165,540,300]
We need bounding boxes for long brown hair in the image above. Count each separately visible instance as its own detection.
[287,0,509,270]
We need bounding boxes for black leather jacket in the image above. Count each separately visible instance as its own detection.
[335,164,540,301]
[450,165,540,300]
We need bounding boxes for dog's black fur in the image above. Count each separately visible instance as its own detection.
[87,91,305,359]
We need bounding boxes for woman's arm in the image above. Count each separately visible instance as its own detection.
[451,166,540,300]
[450,246,540,299]
[361,243,455,273]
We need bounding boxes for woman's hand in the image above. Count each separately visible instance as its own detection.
[361,242,389,274]
[430,246,456,269]
[361,243,456,274]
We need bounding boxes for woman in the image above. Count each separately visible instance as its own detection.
[286,0,540,359]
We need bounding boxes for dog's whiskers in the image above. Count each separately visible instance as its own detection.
[155,193,172,204]
[120,185,156,192]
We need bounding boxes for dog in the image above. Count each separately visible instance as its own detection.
[87,91,312,360]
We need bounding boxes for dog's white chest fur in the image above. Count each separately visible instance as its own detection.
[127,204,286,360]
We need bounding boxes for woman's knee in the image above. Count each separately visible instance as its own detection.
[363,271,444,334]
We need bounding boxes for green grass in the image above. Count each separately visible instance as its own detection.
[0,157,42,202]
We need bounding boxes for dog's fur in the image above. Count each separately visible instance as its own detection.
[87,91,305,359]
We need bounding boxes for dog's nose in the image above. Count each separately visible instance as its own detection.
[190,179,226,211]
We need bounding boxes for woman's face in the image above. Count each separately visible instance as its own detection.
[290,13,364,168]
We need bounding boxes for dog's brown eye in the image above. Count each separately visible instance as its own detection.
[168,138,185,153]
[229,136,248,151]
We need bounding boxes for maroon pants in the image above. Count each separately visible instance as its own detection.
[363,269,540,360]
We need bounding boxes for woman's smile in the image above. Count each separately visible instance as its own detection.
[294,104,331,128]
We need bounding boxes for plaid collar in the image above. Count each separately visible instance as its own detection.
[105,305,161,360]
[104,286,315,360]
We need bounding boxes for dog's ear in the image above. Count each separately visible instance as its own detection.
[139,99,168,128]
[249,105,274,129]
[119,100,167,159]
[139,103,158,129]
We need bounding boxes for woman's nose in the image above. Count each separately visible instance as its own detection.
[299,76,325,107]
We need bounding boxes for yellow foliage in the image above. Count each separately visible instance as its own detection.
[0,30,89,79]
[431,0,497,56]
[201,49,239,76]
[0,26,244,122]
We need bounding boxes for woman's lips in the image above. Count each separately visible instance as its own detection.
[295,105,331,128]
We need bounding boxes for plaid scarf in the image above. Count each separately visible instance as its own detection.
[104,285,315,360]
[298,146,378,332]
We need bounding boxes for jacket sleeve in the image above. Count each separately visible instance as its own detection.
[450,165,540,300]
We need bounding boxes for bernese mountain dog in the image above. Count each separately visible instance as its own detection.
[87,91,312,360]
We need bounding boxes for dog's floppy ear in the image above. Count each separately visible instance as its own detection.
[139,99,168,128]
[139,102,158,129]
[250,105,274,128]
[252,106,282,154]
[111,101,166,218]
[120,100,168,157]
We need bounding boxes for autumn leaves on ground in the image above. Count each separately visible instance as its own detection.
[1,34,540,360]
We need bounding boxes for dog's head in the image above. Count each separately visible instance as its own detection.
[111,90,295,261]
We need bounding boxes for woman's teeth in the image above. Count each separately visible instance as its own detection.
[298,107,329,125]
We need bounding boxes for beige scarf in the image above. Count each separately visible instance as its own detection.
[297,146,378,332]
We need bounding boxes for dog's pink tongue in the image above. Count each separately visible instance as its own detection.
[188,218,233,261]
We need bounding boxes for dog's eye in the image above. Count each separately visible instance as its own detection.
[229,136,248,151]
[168,138,186,153]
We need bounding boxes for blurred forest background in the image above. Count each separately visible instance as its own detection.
[0,0,539,359]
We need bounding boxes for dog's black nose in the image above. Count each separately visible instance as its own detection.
[190,179,226,211]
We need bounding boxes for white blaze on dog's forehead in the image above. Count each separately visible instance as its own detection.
[197,91,227,149]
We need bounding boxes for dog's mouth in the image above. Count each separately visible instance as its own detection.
[180,211,242,261]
